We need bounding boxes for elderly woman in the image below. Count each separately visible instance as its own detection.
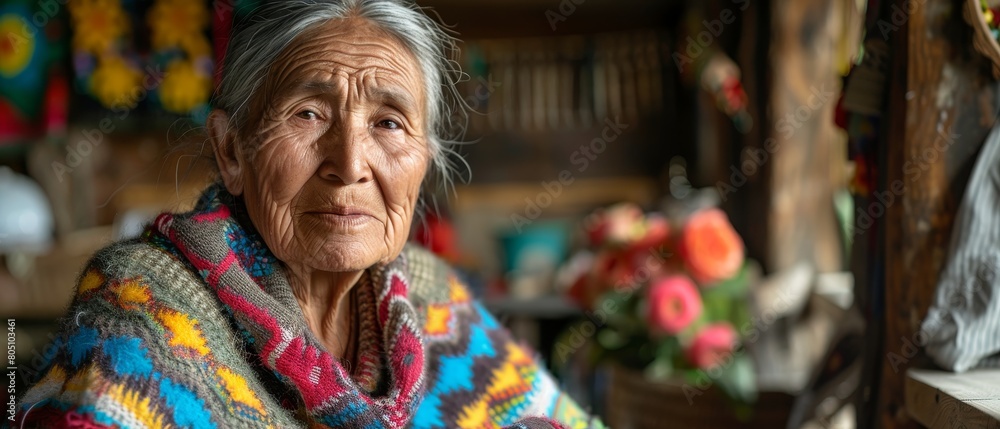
[16,1,600,428]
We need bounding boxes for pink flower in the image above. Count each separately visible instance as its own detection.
[679,209,744,285]
[647,276,702,334]
[686,323,738,370]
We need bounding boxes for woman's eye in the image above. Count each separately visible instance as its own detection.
[377,119,400,130]
[295,110,319,121]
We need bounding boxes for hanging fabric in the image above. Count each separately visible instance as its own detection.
[922,121,1000,372]
[0,0,68,144]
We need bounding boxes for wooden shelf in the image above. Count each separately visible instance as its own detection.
[483,295,581,319]
[905,369,1000,428]
[453,176,659,214]
[0,227,114,320]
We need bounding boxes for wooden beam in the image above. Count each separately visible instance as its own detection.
[418,0,681,39]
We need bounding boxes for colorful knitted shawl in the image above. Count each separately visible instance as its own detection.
[16,185,601,429]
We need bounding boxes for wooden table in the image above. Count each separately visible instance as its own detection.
[906,369,1000,428]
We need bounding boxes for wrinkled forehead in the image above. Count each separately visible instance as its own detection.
[249,17,427,121]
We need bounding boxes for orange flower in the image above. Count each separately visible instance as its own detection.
[679,208,744,285]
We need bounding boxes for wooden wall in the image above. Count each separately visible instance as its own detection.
[878,0,999,427]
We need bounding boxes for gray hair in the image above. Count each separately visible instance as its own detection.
[214,0,467,192]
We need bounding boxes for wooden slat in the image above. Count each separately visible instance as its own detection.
[0,227,114,319]
[452,177,657,214]
[906,369,1000,428]
[417,0,680,38]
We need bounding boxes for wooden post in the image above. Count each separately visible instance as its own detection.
[765,0,845,274]
[725,0,848,275]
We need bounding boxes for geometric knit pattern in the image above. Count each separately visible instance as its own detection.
[15,184,602,429]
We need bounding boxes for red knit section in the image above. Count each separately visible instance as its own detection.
[18,406,117,429]
[157,203,426,427]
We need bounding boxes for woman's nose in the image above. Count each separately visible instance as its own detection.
[317,121,373,185]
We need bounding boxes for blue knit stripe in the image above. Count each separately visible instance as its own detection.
[68,327,98,368]
[158,378,217,429]
[321,399,370,426]
[102,336,153,377]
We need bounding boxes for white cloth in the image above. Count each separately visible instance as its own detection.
[923,123,1000,372]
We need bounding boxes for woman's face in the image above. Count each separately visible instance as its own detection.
[214,18,429,273]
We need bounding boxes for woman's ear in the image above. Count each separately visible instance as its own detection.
[207,109,245,196]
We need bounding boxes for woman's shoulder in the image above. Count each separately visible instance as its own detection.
[82,233,179,276]
[17,235,293,428]
[67,233,215,317]
[401,243,471,308]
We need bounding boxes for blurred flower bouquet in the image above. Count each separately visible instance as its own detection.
[564,203,757,406]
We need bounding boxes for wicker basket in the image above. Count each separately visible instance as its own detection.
[965,0,1000,78]
[605,365,794,429]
